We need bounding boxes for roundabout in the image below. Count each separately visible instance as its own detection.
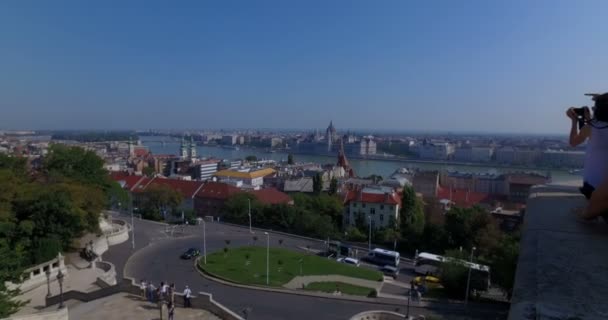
[117,218,508,320]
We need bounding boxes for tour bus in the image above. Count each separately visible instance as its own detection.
[365,248,400,268]
[414,252,491,291]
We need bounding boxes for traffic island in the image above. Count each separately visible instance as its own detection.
[198,246,382,287]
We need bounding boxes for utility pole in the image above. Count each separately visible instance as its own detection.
[368,215,372,251]
[248,198,252,233]
[130,195,135,250]
[465,247,477,307]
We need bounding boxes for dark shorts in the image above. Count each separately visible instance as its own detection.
[580,181,595,200]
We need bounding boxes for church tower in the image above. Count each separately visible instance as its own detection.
[326,121,336,152]
[180,136,188,159]
[189,135,197,159]
[128,137,135,158]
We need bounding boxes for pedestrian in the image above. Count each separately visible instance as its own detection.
[147,282,155,302]
[168,302,175,320]
[170,283,176,304]
[183,285,192,308]
[140,279,147,299]
[160,281,167,301]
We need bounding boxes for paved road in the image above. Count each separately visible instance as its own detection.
[106,215,508,320]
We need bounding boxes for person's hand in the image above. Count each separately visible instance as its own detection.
[566,107,577,120]
[584,107,592,121]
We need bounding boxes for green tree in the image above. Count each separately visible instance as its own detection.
[142,166,156,177]
[328,178,338,195]
[486,234,520,297]
[287,154,294,165]
[312,173,322,194]
[245,155,257,162]
[439,249,470,299]
[400,186,425,240]
[140,185,182,221]
[224,193,258,224]
[0,239,26,318]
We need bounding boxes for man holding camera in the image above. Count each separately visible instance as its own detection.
[566,93,608,221]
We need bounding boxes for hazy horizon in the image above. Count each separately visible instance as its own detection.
[1,0,607,134]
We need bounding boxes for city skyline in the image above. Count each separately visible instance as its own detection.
[2,0,608,133]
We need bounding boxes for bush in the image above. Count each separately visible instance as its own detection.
[367,289,378,298]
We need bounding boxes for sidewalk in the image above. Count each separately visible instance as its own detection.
[13,257,109,316]
[66,293,220,320]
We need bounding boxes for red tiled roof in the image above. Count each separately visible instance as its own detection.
[131,177,154,193]
[146,178,204,199]
[134,147,149,157]
[196,182,241,200]
[344,190,401,205]
[436,187,492,208]
[109,172,146,191]
[250,188,292,205]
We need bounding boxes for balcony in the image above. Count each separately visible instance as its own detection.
[509,185,608,319]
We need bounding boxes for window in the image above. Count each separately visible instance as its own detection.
[353,202,357,208]
[370,208,376,215]
[389,205,393,210]
[380,214,384,221]
[362,203,366,208]
[380,205,384,210]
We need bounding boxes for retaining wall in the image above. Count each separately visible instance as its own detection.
[5,254,67,293]
[94,261,117,286]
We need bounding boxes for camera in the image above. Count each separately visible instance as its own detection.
[573,106,589,130]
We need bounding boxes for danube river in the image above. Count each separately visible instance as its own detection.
[140,136,579,185]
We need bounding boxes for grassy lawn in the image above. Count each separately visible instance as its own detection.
[304,281,374,296]
[198,246,382,287]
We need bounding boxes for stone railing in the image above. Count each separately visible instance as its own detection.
[508,185,608,319]
[349,310,408,320]
[44,277,244,320]
[105,218,129,246]
[1,306,68,320]
[5,253,67,293]
[94,261,116,286]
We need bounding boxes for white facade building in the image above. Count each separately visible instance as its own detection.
[343,186,401,229]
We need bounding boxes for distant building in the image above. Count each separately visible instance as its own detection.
[194,182,241,217]
[222,135,237,145]
[342,186,402,229]
[412,170,440,198]
[270,137,283,148]
[540,150,585,168]
[505,173,550,203]
[416,142,455,160]
[495,147,541,166]
[454,146,493,162]
[213,168,276,188]
[193,160,220,181]
[237,136,245,145]
[326,121,338,152]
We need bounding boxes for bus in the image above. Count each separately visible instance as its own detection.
[414,252,491,291]
[365,248,400,268]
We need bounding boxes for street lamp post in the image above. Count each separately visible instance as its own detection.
[465,246,477,307]
[57,269,64,309]
[368,215,372,251]
[202,219,207,265]
[264,232,269,285]
[130,196,135,250]
[45,268,51,298]
[248,198,252,233]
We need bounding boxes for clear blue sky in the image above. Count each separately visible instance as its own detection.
[1,0,607,133]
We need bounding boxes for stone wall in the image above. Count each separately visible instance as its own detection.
[5,254,67,293]
[94,261,117,286]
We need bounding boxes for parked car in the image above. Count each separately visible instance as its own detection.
[379,265,399,279]
[180,248,200,260]
[337,257,360,267]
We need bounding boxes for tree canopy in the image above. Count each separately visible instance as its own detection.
[0,146,119,317]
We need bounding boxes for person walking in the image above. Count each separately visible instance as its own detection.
[160,281,167,301]
[170,283,176,304]
[147,282,155,302]
[167,302,175,320]
[140,279,147,299]
[183,285,192,308]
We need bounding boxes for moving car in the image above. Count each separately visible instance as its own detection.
[379,265,399,279]
[337,257,360,267]
[180,248,200,260]
[414,275,441,285]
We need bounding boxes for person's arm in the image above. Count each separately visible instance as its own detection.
[567,107,591,146]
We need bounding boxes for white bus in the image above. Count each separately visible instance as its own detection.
[366,248,400,267]
[414,252,491,291]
